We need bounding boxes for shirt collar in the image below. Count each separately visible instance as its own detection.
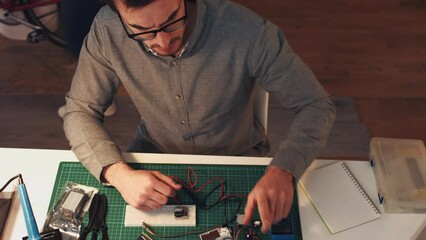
[143,40,189,59]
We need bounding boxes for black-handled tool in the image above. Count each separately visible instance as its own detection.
[96,195,109,240]
[79,193,109,240]
[79,194,99,240]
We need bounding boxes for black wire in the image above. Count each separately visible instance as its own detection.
[0,174,20,192]
[181,187,205,207]
[180,181,225,210]
[223,196,242,224]
[179,178,245,226]
[201,182,225,209]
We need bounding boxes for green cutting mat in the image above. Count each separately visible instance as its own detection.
[49,162,302,240]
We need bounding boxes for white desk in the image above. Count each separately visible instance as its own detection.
[299,160,426,240]
[0,147,425,240]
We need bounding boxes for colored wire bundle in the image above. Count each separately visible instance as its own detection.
[141,222,221,239]
[233,223,261,240]
[170,167,247,224]
[140,167,256,239]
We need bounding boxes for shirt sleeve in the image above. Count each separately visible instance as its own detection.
[249,19,336,181]
[63,15,123,181]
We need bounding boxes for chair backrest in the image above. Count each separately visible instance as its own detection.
[253,84,269,134]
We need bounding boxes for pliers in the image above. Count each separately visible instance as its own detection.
[79,193,109,240]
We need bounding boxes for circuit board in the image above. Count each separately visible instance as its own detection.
[48,162,303,240]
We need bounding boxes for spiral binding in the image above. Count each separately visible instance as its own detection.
[340,162,381,215]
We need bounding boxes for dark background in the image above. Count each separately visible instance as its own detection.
[1,0,425,159]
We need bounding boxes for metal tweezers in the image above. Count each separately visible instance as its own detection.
[79,193,109,240]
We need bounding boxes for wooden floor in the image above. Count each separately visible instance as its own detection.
[235,0,426,143]
[0,0,425,156]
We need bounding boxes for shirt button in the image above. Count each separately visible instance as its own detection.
[175,94,181,100]
[180,120,186,125]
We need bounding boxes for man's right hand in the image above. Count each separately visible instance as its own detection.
[102,162,182,211]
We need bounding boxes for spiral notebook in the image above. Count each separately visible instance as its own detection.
[299,161,381,234]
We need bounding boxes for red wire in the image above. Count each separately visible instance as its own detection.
[170,167,247,204]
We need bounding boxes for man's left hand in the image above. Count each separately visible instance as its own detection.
[243,166,294,233]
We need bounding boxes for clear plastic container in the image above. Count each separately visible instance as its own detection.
[369,137,426,213]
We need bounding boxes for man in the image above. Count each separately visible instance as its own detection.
[63,0,336,233]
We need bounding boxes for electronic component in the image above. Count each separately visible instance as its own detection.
[49,187,91,225]
[253,220,261,227]
[199,227,232,240]
[125,204,196,227]
[199,229,220,240]
[174,206,188,219]
[44,183,97,239]
[236,214,245,225]
[62,190,86,218]
[270,217,295,240]
[55,187,90,221]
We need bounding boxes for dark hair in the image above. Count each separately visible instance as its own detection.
[102,0,155,12]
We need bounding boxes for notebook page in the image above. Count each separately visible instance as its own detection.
[299,161,381,234]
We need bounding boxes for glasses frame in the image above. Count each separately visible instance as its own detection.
[118,0,187,42]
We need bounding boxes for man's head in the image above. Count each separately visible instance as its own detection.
[112,0,188,57]
[104,0,155,11]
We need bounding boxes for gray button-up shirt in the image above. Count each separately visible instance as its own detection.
[63,0,336,182]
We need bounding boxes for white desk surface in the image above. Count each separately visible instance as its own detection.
[0,147,425,240]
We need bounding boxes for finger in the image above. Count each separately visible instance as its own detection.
[139,206,153,211]
[148,190,169,205]
[243,193,256,225]
[274,194,285,223]
[155,182,176,198]
[136,198,163,210]
[283,188,294,218]
[257,194,272,233]
[129,189,166,210]
[152,173,181,197]
[269,191,277,223]
[154,171,182,190]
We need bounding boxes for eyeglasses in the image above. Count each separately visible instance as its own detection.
[118,1,187,42]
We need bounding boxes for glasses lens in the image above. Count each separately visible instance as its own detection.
[133,17,186,41]
[133,32,156,41]
[163,17,186,33]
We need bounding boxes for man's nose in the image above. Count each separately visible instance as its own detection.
[154,31,172,48]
